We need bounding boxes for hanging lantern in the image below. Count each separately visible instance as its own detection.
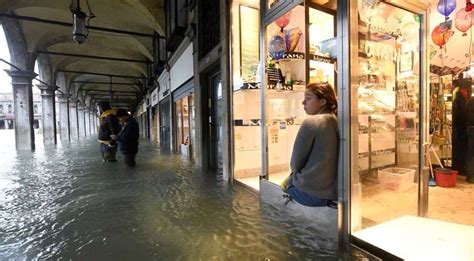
[70,0,94,44]
[72,9,87,44]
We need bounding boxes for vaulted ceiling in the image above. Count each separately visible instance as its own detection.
[0,0,165,109]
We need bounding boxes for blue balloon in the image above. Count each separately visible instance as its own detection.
[437,0,456,17]
[268,35,286,60]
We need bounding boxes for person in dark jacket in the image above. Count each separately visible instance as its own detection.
[452,80,469,176]
[112,108,139,167]
[465,96,474,183]
[98,101,121,162]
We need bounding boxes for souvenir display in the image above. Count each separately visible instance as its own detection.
[357,3,420,178]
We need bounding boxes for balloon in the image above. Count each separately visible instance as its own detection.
[393,9,406,23]
[275,11,291,29]
[431,22,454,47]
[377,2,393,21]
[437,0,456,17]
[455,8,472,35]
[403,22,418,40]
[284,28,302,52]
[268,35,286,60]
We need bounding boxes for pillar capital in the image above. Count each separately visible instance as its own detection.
[36,84,59,97]
[77,103,85,110]
[5,70,37,86]
[57,93,71,102]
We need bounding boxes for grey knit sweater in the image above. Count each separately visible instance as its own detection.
[288,113,339,200]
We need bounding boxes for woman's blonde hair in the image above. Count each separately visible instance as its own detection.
[306,82,337,114]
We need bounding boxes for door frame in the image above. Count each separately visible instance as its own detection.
[206,69,223,172]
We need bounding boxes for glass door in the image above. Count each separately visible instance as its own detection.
[208,72,224,174]
[350,0,423,253]
[159,97,171,150]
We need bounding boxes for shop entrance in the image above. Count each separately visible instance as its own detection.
[348,1,473,259]
[207,71,223,174]
[159,96,171,150]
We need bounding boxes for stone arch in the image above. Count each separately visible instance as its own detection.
[1,14,34,71]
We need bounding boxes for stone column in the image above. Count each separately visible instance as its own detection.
[5,70,37,150]
[95,111,99,134]
[37,84,59,145]
[77,103,86,138]
[89,109,94,135]
[90,109,97,135]
[69,100,79,140]
[84,108,91,137]
[57,94,70,141]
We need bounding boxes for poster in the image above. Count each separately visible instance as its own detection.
[240,5,260,79]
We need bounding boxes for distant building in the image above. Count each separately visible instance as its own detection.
[0,93,42,129]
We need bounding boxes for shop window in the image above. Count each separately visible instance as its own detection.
[231,0,262,189]
[262,3,336,187]
[175,95,193,157]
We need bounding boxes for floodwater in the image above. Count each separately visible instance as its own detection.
[0,130,355,260]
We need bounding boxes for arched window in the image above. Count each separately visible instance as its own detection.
[0,104,3,114]
[7,104,12,113]
[34,104,38,114]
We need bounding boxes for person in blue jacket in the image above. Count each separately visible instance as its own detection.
[112,109,139,167]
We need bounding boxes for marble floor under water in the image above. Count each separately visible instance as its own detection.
[0,130,354,260]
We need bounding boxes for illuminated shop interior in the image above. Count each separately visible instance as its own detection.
[231,0,473,259]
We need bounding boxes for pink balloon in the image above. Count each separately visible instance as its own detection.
[455,8,472,34]
[454,8,472,35]
[377,2,393,21]
[275,11,291,29]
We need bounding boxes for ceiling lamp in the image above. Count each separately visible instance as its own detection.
[69,0,95,44]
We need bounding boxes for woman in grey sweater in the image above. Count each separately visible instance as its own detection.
[281,82,339,206]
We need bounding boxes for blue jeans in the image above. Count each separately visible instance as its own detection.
[287,185,330,207]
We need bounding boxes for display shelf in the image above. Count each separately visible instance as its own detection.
[357,30,419,175]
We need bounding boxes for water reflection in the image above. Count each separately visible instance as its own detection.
[0,130,339,260]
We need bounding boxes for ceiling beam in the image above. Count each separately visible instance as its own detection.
[87,92,137,98]
[83,89,139,94]
[59,69,146,79]
[72,81,140,86]
[37,51,150,64]
[0,12,154,38]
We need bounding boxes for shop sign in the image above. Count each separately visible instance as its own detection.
[309,54,335,64]
[266,52,304,60]
[159,81,170,101]
[151,88,159,106]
